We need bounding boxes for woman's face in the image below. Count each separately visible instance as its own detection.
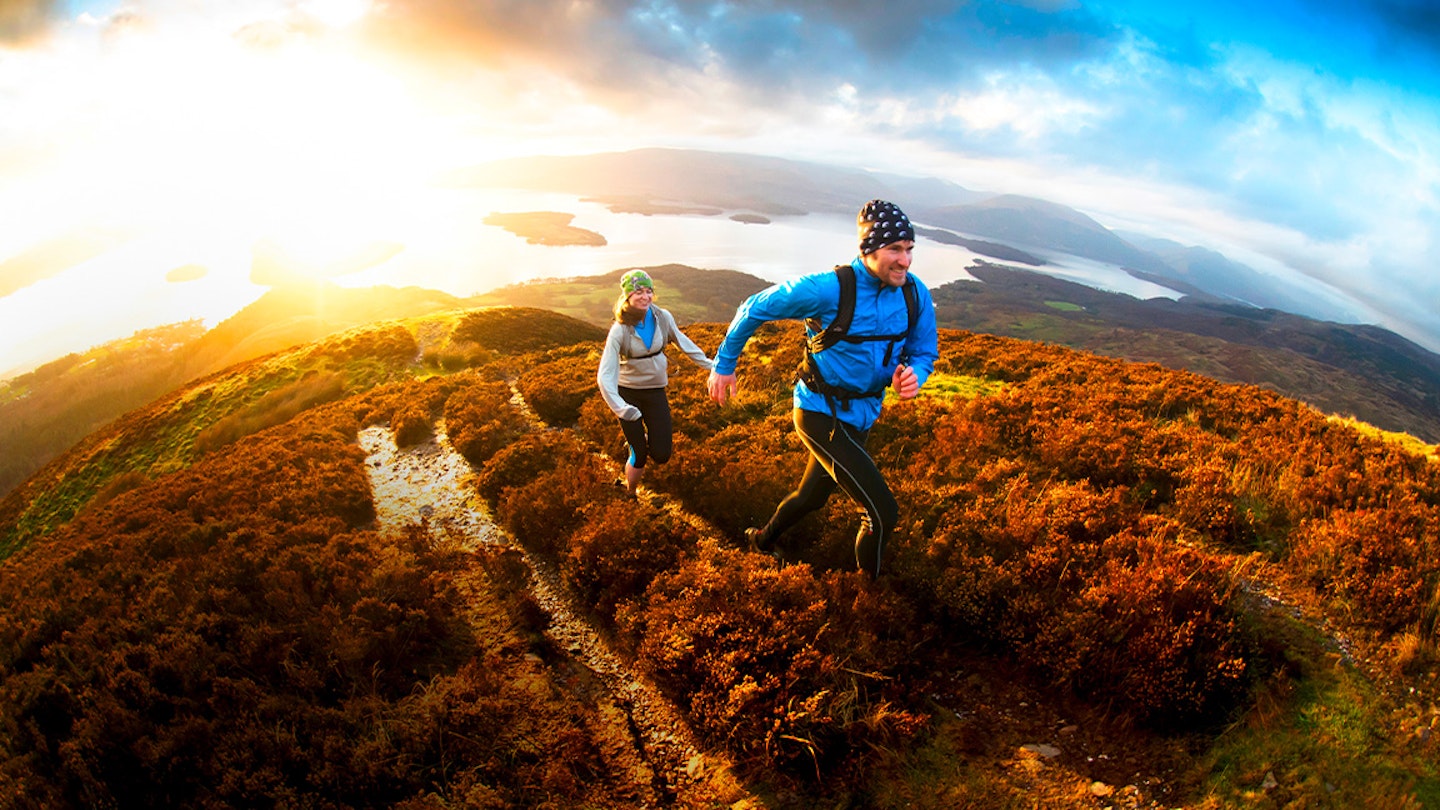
[628,288,653,310]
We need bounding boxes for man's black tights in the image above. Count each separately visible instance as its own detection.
[753,408,898,578]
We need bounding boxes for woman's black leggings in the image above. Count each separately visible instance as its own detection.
[617,386,672,469]
[755,408,899,578]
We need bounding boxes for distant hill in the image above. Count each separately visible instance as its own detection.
[0,282,473,499]
[445,146,988,217]
[921,194,1175,277]
[469,263,771,327]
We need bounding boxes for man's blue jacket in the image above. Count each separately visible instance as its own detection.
[714,256,940,431]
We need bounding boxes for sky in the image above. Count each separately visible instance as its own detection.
[2,0,1438,372]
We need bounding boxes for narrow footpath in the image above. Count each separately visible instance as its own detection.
[358,420,753,808]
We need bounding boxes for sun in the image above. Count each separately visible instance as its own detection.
[5,9,483,280]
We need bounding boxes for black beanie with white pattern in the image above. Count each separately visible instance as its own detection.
[857,199,914,254]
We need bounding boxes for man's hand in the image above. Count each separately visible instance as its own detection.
[708,371,738,405]
[892,363,920,400]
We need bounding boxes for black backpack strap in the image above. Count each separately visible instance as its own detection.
[621,312,668,360]
[805,264,856,354]
[805,264,918,356]
[897,276,918,364]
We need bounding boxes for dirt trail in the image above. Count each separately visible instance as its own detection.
[358,421,751,808]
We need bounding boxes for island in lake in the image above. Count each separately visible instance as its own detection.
[483,211,608,247]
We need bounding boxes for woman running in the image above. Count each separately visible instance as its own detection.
[597,269,714,496]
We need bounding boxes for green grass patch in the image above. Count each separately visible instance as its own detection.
[1328,414,1437,459]
[1194,612,1440,807]
[1044,300,1084,312]
[914,372,1005,401]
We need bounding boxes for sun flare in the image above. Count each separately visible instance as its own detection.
[2,10,497,283]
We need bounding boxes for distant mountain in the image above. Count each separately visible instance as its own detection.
[445,146,988,217]
[1116,230,1354,319]
[451,146,1373,334]
[919,194,1174,277]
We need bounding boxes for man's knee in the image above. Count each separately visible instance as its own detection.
[878,496,899,529]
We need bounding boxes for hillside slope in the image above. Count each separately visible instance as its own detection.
[1,305,1437,807]
[0,283,473,500]
[934,262,1440,443]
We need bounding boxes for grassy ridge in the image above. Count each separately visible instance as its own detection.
[2,300,1439,804]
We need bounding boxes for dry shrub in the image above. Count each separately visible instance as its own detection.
[618,549,927,780]
[421,343,492,372]
[474,431,589,506]
[1171,455,1249,546]
[1389,629,1439,678]
[194,371,346,454]
[576,396,626,460]
[385,377,459,448]
[452,307,605,354]
[85,470,151,512]
[515,345,601,427]
[323,324,418,362]
[1290,503,1440,633]
[443,380,530,467]
[391,399,433,447]
[489,443,623,558]
[1021,521,1250,726]
[562,499,697,620]
[899,470,1252,726]
[650,417,808,538]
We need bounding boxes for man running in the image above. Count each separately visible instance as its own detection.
[707,199,939,578]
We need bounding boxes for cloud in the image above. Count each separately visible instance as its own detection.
[4,0,1437,351]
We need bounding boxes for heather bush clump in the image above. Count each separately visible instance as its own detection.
[443,379,530,466]
[515,345,602,427]
[323,324,418,363]
[474,430,588,505]
[1020,521,1250,725]
[489,441,624,558]
[1290,503,1440,633]
[562,498,698,620]
[650,418,807,538]
[391,399,434,447]
[618,549,926,778]
[452,307,606,354]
